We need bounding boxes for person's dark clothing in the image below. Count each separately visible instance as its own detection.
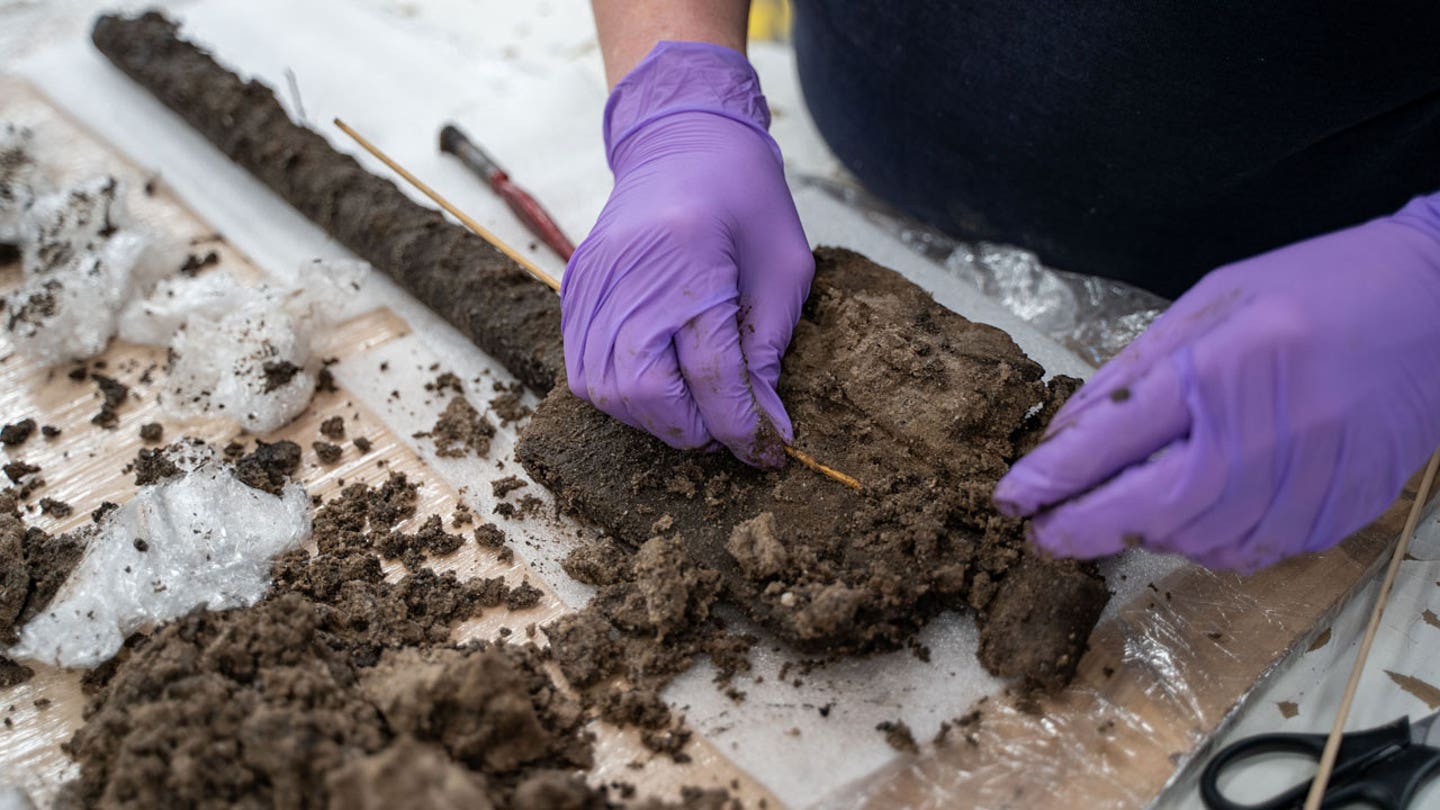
[791,1,1440,297]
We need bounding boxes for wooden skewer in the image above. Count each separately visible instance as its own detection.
[333,118,863,492]
[334,118,561,292]
[1302,446,1440,810]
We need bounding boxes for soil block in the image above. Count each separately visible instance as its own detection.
[519,248,1108,687]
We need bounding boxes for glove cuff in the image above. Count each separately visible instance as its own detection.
[603,41,777,170]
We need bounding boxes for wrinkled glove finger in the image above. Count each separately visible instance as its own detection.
[675,302,789,467]
[996,358,1190,517]
[1028,432,1225,559]
[734,244,813,446]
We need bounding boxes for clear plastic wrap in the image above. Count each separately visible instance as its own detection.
[800,177,1168,367]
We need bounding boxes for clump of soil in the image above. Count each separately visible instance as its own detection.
[546,535,751,759]
[491,387,533,427]
[492,475,527,499]
[130,446,181,486]
[53,471,633,810]
[137,422,162,443]
[3,460,39,484]
[876,721,918,754]
[90,372,128,429]
[260,359,300,393]
[521,248,1108,689]
[0,655,32,687]
[0,492,86,649]
[319,415,345,440]
[427,395,495,458]
[232,439,301,496]
[312,440,342,464]
[177,249,218,276]
[0,418,36,446]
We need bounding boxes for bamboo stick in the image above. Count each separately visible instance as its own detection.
[1302,447,1440,810]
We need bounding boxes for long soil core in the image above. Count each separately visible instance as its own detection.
[91,12,563,394]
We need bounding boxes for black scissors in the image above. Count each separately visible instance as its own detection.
[1200,709,1440,809]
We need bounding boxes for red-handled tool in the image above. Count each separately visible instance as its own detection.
[439,123,577,261]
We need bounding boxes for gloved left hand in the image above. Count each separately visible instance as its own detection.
[995,193,1440,571]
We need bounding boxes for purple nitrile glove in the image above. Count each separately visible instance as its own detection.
[995,193,1440,571]
[561,41,814,467]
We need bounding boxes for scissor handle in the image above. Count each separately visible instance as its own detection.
[1200,718,1411,810]
[1319,743,1440,810]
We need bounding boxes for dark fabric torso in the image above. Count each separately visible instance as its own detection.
[791,1,1440,297]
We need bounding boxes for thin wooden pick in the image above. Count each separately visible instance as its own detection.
[1303,446,1440,810]
[334,118,561,292]
[332,119,863,492]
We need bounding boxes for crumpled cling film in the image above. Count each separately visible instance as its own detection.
[800,177,1168,367]
[122,259,370,433]
[9,441,311,669]
[3,173,182,366]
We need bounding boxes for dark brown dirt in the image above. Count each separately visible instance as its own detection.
[876,721,918,754]
[261,360,301,393]
[55,467,680,810]
[319,415,346,440]
[178,250,219,277]
[312,440,343,464]
[130,447,181,486]
[232,439,302,496]
[0,418,36,446]
[522,248,1108,688]
[427,395,495,458]
[92,12,563,395]
[137,422,162,443]
[491,389,533,427]
[90,373,128,429]
[0,493,86,647]
[0,655,32,687]
[546,535,750,760]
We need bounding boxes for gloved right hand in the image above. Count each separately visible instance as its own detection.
[561,41,814,468]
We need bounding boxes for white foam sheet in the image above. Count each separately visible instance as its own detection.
[10,1,1202,806]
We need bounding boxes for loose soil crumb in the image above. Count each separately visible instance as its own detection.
[425,371,463,395]
[0,418,36,446]
[137,422,162,442]
[260,359,301,393]
[319,415,345,440]
[428,395,495,458]
[491,389,533,427]
[130,446,181,486]
[313,440,342,465]
[90,372,128,429]
[3,460,39,484]
[177,249,218,276]
[0,655,32,687]
[493,475,527,499]
[876,720,918,754]
[1276,701,1299,719]
[353,436,373,453]
[520,248,1106,689]
[0,493,85,646]
[38,497,72,518]
[232,439,301,496]
[1307,627,1332,653]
